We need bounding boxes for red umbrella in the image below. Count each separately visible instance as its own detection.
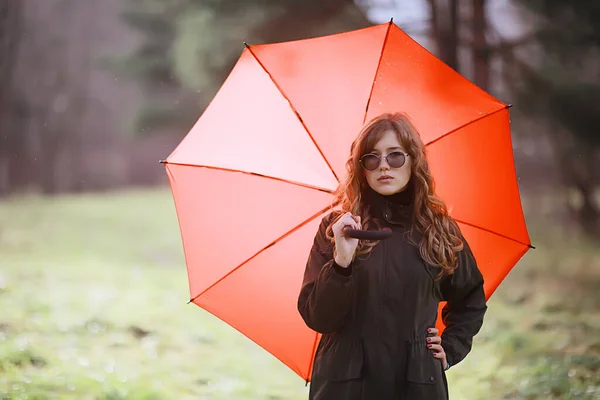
[163,20,532,382]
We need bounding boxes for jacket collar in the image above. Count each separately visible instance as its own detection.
[364,183,415,226]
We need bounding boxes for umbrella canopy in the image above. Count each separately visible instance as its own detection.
[163,21,532,382]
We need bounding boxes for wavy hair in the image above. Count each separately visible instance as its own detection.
[327,112,464,278]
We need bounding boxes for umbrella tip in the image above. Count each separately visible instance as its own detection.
[243,41,250,48]
[159,160,166,164]
[528,244,536,249]
[389,17,394,23]
[507,103,514,108]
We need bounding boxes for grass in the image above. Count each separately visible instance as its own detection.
[0,188,598,399]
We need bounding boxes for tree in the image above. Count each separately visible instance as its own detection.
[471,0,489,91]
[513,0,600,235]
[428,0,460,72]
[1,0,99,196]
[118,0,368,135]
[0,0,25,196]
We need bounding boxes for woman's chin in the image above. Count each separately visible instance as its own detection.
[373,185,402,196]
[368,179,412,196]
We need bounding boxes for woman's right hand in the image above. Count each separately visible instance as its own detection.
[332,212,361,268]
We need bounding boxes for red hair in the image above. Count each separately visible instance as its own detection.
[327,112,463,278]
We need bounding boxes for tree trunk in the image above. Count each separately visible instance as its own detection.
[549,128,600,236]
[25,0,73,195]
[39,127,61,195]
[428,0,460,71]
[571,148,600,236]
[67,0,93,193]
[472,0,489,91]
[0,0,25,196]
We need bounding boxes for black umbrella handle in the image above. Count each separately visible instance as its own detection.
[342,226,392,240]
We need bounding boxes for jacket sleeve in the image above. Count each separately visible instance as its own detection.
[297,213,355,334]
[439,235,488,367]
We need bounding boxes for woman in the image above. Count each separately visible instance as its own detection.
[297,113,487,399]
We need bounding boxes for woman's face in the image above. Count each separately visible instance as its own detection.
[362,130,412,196]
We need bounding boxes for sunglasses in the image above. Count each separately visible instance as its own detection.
[359,151,409,171]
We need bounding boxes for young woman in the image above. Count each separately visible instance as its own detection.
[297,113,487,399]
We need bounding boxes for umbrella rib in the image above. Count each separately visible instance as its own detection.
[244,44,340,183]
[362,19,393,125]
[454,218,535,249]
[188,205,334,304]
[164,161,335,195]
[424,104,511,148]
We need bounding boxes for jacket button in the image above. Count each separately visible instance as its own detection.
[430,376,435,382]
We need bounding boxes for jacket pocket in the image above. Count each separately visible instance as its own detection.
[313,335,363,382]
[405,340,441,385]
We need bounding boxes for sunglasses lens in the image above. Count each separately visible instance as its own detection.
[387,152,406,168]
[361,154,380,171]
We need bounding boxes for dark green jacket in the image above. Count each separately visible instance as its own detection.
[297,190,487,400]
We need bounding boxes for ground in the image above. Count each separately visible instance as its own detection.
[0,188,598,399]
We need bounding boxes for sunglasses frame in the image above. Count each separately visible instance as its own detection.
[359,151,410,171]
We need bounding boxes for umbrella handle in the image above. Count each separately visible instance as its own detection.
[342,226,392,240]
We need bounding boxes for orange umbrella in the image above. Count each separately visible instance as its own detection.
[163,21,532,382]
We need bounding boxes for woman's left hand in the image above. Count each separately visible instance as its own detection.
[427,327,448,370]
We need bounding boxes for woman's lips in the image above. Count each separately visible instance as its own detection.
[378,175,393,182]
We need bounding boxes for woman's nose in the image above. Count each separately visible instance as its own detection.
[379,157,391,170]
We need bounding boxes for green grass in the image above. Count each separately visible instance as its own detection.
[0,188,598,399]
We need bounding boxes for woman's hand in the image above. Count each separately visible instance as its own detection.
[427,327,448,370]
[332,212,361,268]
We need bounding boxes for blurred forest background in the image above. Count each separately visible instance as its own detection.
[1,0,599,399]
[1,0,599,234]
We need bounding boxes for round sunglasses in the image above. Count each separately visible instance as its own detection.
[359,151,409,171]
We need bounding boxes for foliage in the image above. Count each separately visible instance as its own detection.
[515,1,600,148]
[116,0,275,134]
[512,0,600,235]
[118,0,359,134]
